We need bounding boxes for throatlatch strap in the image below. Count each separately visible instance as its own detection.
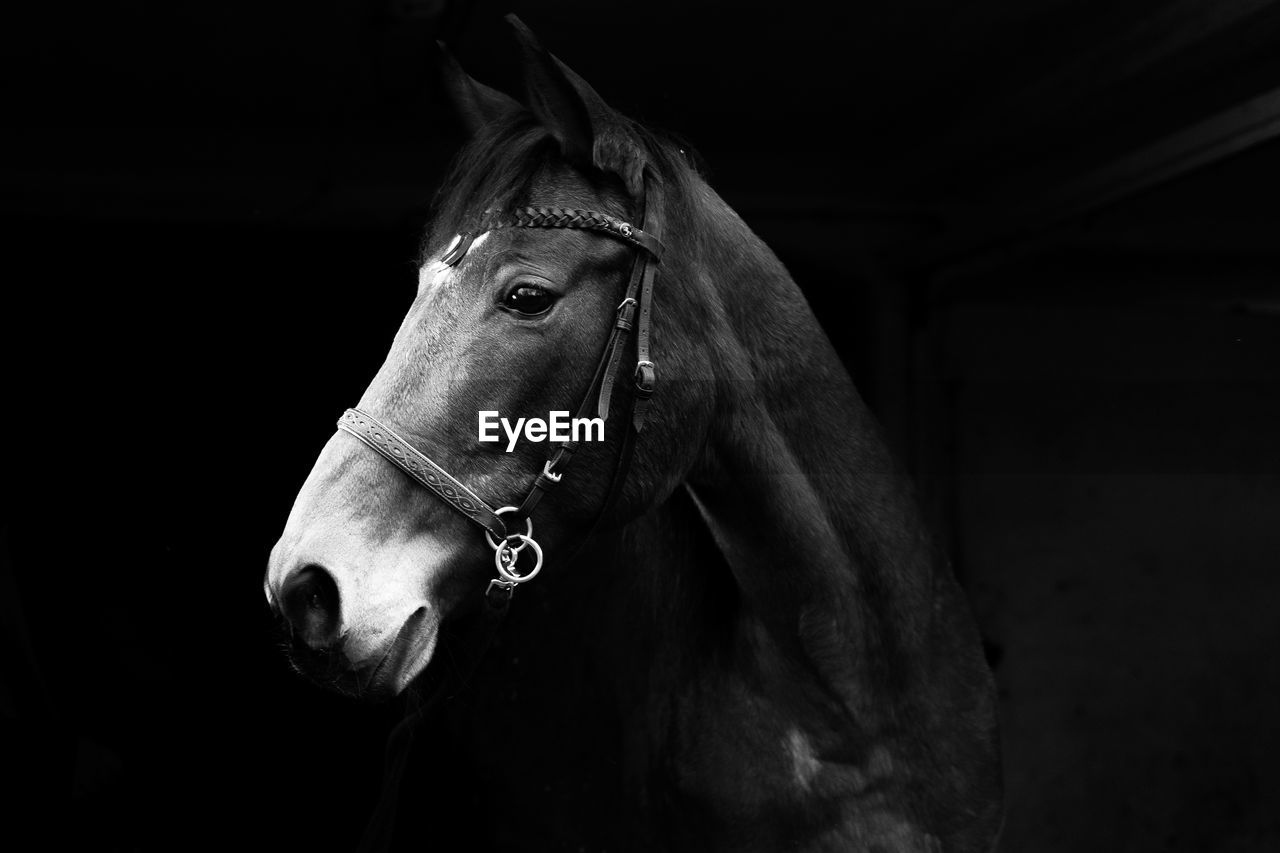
[337,409,508,540]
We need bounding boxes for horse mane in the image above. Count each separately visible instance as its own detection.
[420,110,706,265]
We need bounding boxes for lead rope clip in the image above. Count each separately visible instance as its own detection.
[482,507,545,602]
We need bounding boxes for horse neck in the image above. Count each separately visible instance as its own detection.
[677,181,942,682]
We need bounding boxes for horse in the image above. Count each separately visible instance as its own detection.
[265,16,1003,851]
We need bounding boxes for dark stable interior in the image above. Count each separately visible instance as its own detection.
[4,2,1280,849]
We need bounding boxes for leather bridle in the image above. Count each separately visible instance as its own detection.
[336,174,663,606]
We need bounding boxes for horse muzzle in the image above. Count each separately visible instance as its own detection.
[270,561,440,700]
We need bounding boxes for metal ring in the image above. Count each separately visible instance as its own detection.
[494,534,543,583]
[485,506,533,553]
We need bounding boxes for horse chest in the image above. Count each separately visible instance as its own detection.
[641,668,942,852]
[660,670,861,809]
[447,608,907,850]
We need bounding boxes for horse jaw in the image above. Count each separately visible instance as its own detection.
[267,431,457,698]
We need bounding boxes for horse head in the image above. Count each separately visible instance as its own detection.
[265,17,713,698]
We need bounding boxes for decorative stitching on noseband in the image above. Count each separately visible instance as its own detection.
[337,409,508,540]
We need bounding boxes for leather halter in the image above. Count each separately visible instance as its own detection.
[337,175,663,602]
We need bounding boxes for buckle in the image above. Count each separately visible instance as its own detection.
[634,360,656,397]
[615,297,637,331]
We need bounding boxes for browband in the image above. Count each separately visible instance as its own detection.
[442,206,663,266]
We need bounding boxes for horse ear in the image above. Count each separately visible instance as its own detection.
[436,41,523,136]
[506,15,594,164]
[505,14,648,196]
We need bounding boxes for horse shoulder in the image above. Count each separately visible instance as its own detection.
[648,616,949,851]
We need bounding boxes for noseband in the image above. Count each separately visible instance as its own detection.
[336,175,663,604]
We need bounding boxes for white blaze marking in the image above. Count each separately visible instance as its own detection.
[417,260,448,292]
[418,232,491,294]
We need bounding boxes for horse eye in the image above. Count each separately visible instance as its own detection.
[501,284,556,316]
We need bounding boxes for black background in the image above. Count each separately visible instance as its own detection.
[4,1,1280,850]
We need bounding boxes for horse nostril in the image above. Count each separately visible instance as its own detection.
[279,564,341,649]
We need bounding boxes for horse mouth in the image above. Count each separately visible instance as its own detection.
[283,606,438,701]
[364,607,438,698]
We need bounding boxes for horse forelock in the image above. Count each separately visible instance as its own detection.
[421,110,708,268]
[421,113,553,263]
